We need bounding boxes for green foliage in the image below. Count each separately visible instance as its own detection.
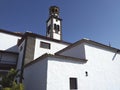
[11,82,24,90]
[0,69,19,88]
[0,75,12,88]
[1,83,24,90]
[2,88,11,90]
[0,69,24,90]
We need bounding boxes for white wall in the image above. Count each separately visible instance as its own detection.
[53,33,60,40]
[53,18,61,40]
[24,58,48,90]
[47,20,51,26]
[59,43,85,59]
[84,43,120,90]
[23,42,120,90]
[0,32,21,52]
[34,38,69,59]
[53,18,60,25]
[47,57,87,90]
[47,43,120,90]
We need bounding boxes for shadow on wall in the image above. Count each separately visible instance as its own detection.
[112,50,120,60]
[51,57,87,65]
[6,45,19,52]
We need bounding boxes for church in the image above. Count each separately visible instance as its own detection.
[0,6,120,90]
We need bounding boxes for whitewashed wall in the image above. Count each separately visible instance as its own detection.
[46,43,120,90]
[53,18,61,40]
[23,58,48,90]
[84,43,120,90]
[47,19,51,26]
[53,33,60,40]
[34,38,69,59]
[0,33,21,52]
[23,42,120,90]
[53,18,60,25]
[59,43,85,59]
[47,57,86,90]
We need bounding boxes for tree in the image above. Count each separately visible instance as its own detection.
[0,69,24,90]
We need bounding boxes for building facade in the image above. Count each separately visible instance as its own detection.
[0,6,120,90]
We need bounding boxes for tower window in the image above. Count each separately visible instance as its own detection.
[54,24,59,33]
[57,25,59,31]
[40,41,51,49]
[54,24,57,30]
[55,9,58,13]
[70,78,78,89]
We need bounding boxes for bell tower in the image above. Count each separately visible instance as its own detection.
[46,6,62,40]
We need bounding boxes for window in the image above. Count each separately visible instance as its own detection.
[40,42,51,49]
[57,25,59,31]
[54,24,57,30]
[70,78,78,89]
[54,24,59,33]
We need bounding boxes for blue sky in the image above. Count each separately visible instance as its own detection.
[0,0,120,49]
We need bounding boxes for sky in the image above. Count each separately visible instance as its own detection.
[0,0,120,49]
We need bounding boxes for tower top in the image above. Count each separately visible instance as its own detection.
[46,6,62,40]
[49,6,60,18]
